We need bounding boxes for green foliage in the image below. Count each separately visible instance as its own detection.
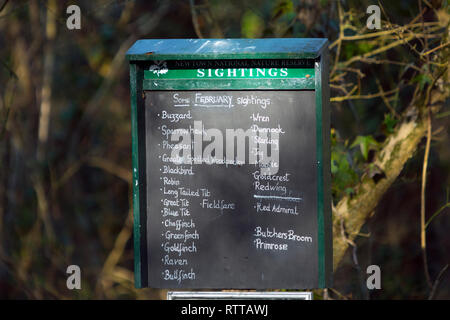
[271,0,294,19]
[383,113,398,134]
[350,135,380,161]
[343,41,375,60]
[331,129,359,200]
[241,10,264,38]
[411,73,432,90]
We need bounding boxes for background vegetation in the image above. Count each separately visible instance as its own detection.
[0,0,449,299]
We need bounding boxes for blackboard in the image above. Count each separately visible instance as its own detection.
[144,90,319,289]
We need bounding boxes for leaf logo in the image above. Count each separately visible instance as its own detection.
[149,61,168,77]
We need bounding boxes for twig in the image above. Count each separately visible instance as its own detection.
[96,208,133,296]
[418,3,432,290]
[352,57,422,72]
[329,22,439,48]
[338,67,366,78]
[435,110,450,119]
[52,160,83,190]
[330,83,352,95]
[420,106,432,289]
[428,264,449,300]
[331,88,398,102]
[37,0,57,162]
[329,287,349,300]
[418,2,447,288]
[376,78,400,118]
[425,201,450,229]
[331,2,344,77]
[32,174,55,241]
[343,34,418,67]
[87,157,132,183]
[0,76,17,140]
[0,0,8,12]
[422,42,450,56]
[340,218,369,299]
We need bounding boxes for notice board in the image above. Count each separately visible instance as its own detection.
[126,39,332,289]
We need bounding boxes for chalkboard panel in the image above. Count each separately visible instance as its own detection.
[145,90,318,289]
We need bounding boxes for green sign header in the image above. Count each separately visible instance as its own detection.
[144,68,315,80]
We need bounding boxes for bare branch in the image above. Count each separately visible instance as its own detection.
[87,157,132,183]
[420,108,432,288]
[331,88,398,102]
[428,264,449,299]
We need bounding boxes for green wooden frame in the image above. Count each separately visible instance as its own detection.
[127,39,332,289]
